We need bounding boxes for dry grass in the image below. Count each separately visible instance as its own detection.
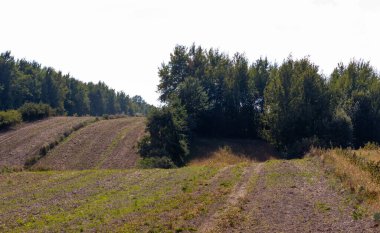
[356,149,380,162]
[313,149,380,213]
[189,138,279,167]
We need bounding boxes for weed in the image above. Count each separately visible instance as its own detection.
[314,202,331,213]
[352,205,367,220]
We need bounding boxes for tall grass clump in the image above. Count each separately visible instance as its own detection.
[0,110,22,129]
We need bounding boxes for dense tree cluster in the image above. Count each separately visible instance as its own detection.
[0,51,153,116]
[140,44,380,165]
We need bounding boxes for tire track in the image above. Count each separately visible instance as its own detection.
[199,163,263,233]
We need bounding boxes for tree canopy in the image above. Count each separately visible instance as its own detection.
[140,44,380,165]
[0,51,153,116]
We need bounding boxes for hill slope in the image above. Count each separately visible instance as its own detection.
[34,117,146,170]
[0,117,94,169]
[0,158,376,232]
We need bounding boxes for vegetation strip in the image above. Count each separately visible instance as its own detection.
[335,149,380,184]
[24,118,98,169]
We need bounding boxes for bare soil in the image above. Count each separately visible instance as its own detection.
[34,117,146,170]
[0,117,94,168]
[206,159,377,233]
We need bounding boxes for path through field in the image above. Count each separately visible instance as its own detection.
[199,159,376,233]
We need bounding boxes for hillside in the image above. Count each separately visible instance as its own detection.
[0,117,94,169]
[34,117,146,170]
[0,158,376,232]
[0,119,378,232]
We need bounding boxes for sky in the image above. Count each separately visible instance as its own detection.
[1,0,379,105]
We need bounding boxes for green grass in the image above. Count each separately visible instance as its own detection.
[0,165,245,232]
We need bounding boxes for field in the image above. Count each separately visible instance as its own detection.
[0,158,376,232]
[0,117,94,169]
[0,117,378,232]
[34,117,146,170]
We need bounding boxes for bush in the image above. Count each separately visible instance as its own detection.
[328,108,353,148]
[18,103,54,121]
[138,157,176,169]
[0,110,22,129]
[137,106,189,166]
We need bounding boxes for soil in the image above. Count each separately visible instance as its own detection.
[198,159,377,233]
[0,117,93,168]
[34,117,145,170]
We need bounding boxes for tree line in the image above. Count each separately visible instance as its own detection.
[139,44,380,167]
[0,51,153,117]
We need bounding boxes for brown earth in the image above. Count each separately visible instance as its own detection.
[34,117,146,170]
[0,117,94,168]
[198,159,377,233]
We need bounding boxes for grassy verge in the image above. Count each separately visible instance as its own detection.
[310,148,380,219]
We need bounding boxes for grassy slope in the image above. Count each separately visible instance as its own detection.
[0,165,246,232]
[0,133,377,232]
[314,148,380,213]
[1,158,375,232]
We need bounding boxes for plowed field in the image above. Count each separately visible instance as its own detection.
[34,117,146,170]
[0,117,94,169]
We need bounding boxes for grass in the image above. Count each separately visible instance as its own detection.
[0,164,246,232]
[263,159,315,187]
[314,201,331,213]
[311,148,380,216]
[189,138,279,167]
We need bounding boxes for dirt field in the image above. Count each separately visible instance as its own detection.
[0,158,377,232]
[34,117,146,170]
[0,117,94,169]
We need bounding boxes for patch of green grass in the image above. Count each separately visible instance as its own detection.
[0,166,240,232]
[314,201,331,213]
[352,205,367,220]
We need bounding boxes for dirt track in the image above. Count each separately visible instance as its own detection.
[34,117,145,170]
[0,117,93,168]
[199,159,377,233]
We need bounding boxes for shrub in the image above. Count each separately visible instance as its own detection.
[137,106,189,166]
[0,110,22,129]
[374,212,380,222]
[18,103,54,121]
[138,157,176,169]
[327,108,353,148]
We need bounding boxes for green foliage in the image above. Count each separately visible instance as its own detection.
[373,212,380,222]
[18,103,54,121]
[148,44,380,160]
[327,108,353,148]
[0,110,22,129]
[261,57,330,155]
[138,106,189,166]
[328,60,380,147]
[138,157,176,169]
[0,51,153,117]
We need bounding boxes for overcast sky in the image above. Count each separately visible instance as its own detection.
[1,0,379,105]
